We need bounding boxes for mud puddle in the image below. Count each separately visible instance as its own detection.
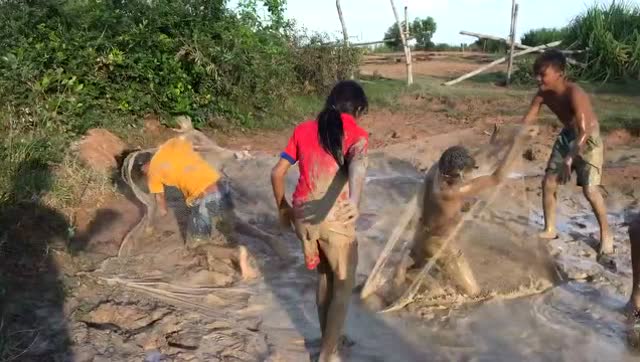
[60,130,640,361]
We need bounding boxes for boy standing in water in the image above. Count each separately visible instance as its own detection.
[520,50,612,257]
[271,80,368,362]
[394,137,523,297]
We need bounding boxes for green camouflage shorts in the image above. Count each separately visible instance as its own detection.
[546,128,604,186]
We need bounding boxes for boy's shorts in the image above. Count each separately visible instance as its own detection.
[187,179,234,245]
[546,128,604,186]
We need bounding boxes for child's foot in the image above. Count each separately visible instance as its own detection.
[538,229,558,239]
[597,236,614,255]
[623,300,640,318]
[627,306,640,350]
[238,246,259,280]
[597,252,616,270]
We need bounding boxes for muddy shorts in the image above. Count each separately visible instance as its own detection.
[410,228,463,265]
[187,180,234,243]
[293,218,356,280]
[408,227,479,294]
[546,128,604,186]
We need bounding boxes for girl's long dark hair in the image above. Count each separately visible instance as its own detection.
[317,80,368,166]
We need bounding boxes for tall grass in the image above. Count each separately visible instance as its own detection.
[521,27,568,47]
[565,1,640,81]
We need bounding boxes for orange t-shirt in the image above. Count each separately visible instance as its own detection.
[147,137,221,205]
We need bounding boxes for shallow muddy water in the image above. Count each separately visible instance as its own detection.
[219,147,639,361]
[75,130,640,361]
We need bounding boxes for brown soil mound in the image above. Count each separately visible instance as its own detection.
[75,128,127,172]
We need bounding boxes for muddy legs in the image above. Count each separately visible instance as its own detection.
[582,185,612,255]
[539,174,559,239]
[316,240,357,362]
[629,218,640,313]
[316,252,333,336]
[443,252,480,297]
[539,174,612,255]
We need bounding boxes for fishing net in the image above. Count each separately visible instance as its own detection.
[359,125,559,312]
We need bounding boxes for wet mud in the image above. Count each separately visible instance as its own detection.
[50,127,640,361]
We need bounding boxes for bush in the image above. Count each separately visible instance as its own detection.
[291,32,362,94]
[521,27,568,47]
[0,0,360,203]
[473,38,507,54]
[0,0,301,131]
[430,43,464,52]
[565,1,640,81]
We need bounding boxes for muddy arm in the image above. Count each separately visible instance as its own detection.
[568,88,591,158]
[347,139,368,207]
[271,158,293,227]
[521,93,544,125]
[443,133,524,199]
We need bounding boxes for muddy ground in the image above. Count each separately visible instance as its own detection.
[7,115,636,361]
[3,53,640,361]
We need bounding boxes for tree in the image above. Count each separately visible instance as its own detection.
[383,16,436,50]
[412,17,436,50]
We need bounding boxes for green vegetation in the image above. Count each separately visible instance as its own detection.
[521,27,568,47]
[0,0,360,204]
[472,38,507,54]
[565,1,640,81]
[383,17,437,50]
[430,43,467,52]
[484,2,640,85]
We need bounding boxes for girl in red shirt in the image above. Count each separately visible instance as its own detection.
[271,80,369,361]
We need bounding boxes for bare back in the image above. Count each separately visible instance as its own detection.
[420,164,464,238]
[539,82,600,136]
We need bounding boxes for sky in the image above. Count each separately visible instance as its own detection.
[281,0,623,45]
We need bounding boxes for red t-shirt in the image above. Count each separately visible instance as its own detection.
[281,113,368,206]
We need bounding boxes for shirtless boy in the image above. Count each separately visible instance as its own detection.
[520,50,612,257]
[395,135,523,296]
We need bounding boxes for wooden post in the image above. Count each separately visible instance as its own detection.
[404,6,410,39]
[506,2,519,85]
[336,0,354,79]
[443,40,561,86]
[336,0,349,46]
[459,30,587,67]
[390,0,413,85]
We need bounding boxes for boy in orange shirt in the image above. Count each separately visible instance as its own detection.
[140,136,257,279]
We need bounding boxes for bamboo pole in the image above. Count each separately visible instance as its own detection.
[459,30,586,66]
[390,0,413,85]
[336,0,349,46]
[443,40,561,86]
[404,6,410,39]
[360,195,419,299]
[348,37,416,47]
[335,0,353,79]
[506,3,519,85]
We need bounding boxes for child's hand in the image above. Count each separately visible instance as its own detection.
[278,204,294,229]
[335,199,359,225]
[559,156,573,184]
[158,208,168,217]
